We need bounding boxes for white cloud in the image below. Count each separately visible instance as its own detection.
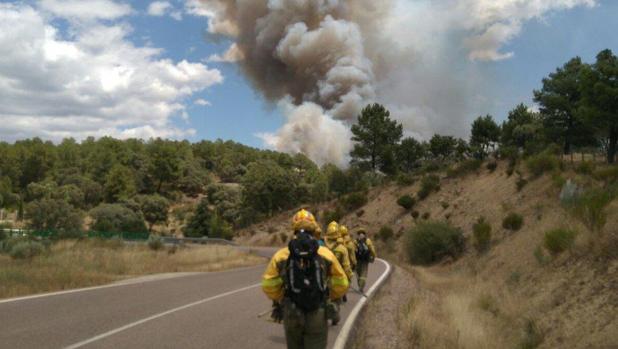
[170,11,183,21]
[386,0,596,62]
[194,99,211,106]
[0,3,223,141]
[147,1,172,16]
[184,0,211,17]
[39,0,132,21]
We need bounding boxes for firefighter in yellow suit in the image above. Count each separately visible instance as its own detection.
[324,221,353,325]
[354,228,377,292]
[338,225,357,272]
[262,210,349,349]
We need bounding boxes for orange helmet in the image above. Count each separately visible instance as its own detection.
[291,209,317,232]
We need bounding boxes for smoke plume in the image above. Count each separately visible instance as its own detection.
[201,0,596,166]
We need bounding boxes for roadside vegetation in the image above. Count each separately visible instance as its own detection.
[0,239,264,299]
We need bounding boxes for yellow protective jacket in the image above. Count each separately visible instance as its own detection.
[262,246,349,302]
[325,238,353,281]
[343,236,357,267]
[355,238,377,261]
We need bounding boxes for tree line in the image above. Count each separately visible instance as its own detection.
[350,49,618,171]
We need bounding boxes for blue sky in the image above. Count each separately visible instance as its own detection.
[0,0,616,152]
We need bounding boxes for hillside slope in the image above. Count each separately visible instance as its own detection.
[241,161,617,348]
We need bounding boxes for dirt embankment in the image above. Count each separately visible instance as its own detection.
[345,162,617,348]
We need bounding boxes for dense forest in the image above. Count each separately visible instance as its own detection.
[0,49,615,240]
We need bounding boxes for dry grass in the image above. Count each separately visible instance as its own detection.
[347,161,618,349]
[0,240,265,299]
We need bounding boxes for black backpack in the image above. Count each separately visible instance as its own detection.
[356,238,371,262]
[285,232,327,312]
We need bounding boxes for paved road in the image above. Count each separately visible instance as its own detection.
[0,248,388,349]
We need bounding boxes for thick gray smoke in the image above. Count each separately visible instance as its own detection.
[202,0,382,166]
[201,0,596,166]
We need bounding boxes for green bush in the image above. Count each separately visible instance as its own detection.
[519,319,544,349]
[378,226,394,241]
[322,207,344,225]
[446,159,482,178]
[575,161,596,175]
[422,212,430,220]
[418,175,440,200]
[534,246,550,266]
[516,177,528,192]
[544,229,576,255]
[397,195,416,210]
[90,204,148,233]
[593,166,618,184]
[406,221,465,265]
[506,164,515,177]
[502,213,524,231]
[147,235,164,251]
[473,217,492,253]
[525,151,560,178]
[340,191,368,211]
[396,173,416,186]
[568,188,614,234]
[9,241,45,259]
[486,162,498,172]
[411,211,420,219]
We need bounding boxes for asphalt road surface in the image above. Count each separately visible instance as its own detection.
[0,247,388,349]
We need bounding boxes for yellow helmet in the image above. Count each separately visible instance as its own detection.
[291,209,317,232]
[326,221,339,239]
[313,226,323,240]
[338,225,349,238]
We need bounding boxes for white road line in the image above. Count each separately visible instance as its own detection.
[0,265,265,305]
[332,259,392,349]
[64,283,261,349]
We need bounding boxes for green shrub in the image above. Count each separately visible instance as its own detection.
[411,211,420,219]
[90,204,148,233]
[422,212,430,220]
[147,235,164,251]
[406,221,465,265]
[487,162,498,172]
[473,217,492,253]
[378,226,394,241]
[322,207,344,225]
[397,195,416,210]
[525,151,560,178]
[568,188,614,234]
[447,159,482,178]
[418,175,440,200]
[575,161,596,175]
[593,166,618,184]
[544,229,576,255]
[396,173,416,186]
[340,191,368,211]
[417,187,431,200]
[516,177,528,192]
[9,241,45,259]
[506,165,515,177]
[534,246,550,266]
[551,173,566,189]
[519,319,544,349]
[502,213,524,231]
[422,160,443,173]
